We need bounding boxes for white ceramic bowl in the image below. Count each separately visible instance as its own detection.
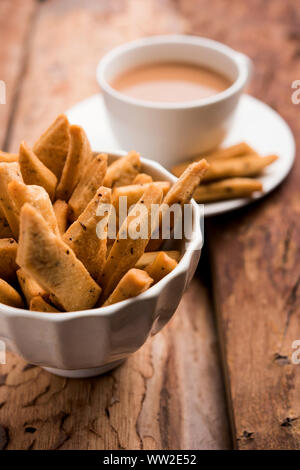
[97,35,252,168]
[0,152,202,378]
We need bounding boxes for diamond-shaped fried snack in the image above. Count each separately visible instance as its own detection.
[17,204,101,312]
[33,114,70,179]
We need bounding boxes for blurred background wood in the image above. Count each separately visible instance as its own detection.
[0,0,299,450]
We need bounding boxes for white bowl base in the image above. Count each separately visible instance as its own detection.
[43,359,125,378]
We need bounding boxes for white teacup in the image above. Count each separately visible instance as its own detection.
[97,35,252,168]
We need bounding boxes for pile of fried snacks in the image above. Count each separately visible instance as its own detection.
[171,142,278,203]
[0,115,209,312]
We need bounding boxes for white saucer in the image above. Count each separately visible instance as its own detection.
[66,94,295,217]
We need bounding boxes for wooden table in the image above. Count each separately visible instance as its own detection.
[0,0,299,450]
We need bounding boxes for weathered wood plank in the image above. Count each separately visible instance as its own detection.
[0,276,230,450]
[1,0,229,450]
[175,0,300,449]
[0,0,37,149]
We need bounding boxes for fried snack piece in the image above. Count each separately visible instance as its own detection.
[100,184,163,300]
[19,141,57,201]
[204,142,257,161]
[0,162,23,238]
[103,151,141,188]
[63,187,112,281]
[102,268,153,307]
[56,125,92,201]
[171,142,257,177]
[17,268,47,306]
[0,238,18,282]
[33,114,70,178]
[8,181,60,236]
[53,200,69,235]
[0,151,18,163]
[30,295,59,313]
[17,204,101,312]
[0,205,13,238]
[0,278,24,309]
[193,178,263,202]
[202,154,278,182]
[68,153,108,221]
[112,182,171,215]
[145,252,178,284]
[133,173,153,184]
[136,250,181,269]
[147,159,209,251]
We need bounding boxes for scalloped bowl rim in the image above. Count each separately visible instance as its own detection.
[0,151,202,322]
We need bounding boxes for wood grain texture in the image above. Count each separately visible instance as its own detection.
[0,0,37,149]
[0,0,230,450]
[0,276,230,450]
[8,0,186,152]
[174,0,300,450]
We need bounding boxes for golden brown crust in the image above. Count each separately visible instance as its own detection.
[100,184,163,300]
[19,141,57,201]
[8,181,60,236]
[193,178,263,202]
[56,125,92,201]
[53,199,69,235]
[145,252,178,284]
[136,250,181,269]
[33,114,70,178]
[0,162,23,238]
[68,153,108,221]
[63,187,112,281]
[0,238,18,283]
[17,268,47,307]
[103,151,141,188]
[102,268,153,307]
[147,159,209,251]
[133,173,153,185]
[171,142,257,177]
[17,204,101,311]
[202,154,278,182]
[29,295,60,313]
[0,278,24,309]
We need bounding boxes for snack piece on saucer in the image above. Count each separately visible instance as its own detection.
[0,205,13,238]
[171,142,257,177]
[203,154,278,182]
[8,181,60,236]
[193,178,263,202]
